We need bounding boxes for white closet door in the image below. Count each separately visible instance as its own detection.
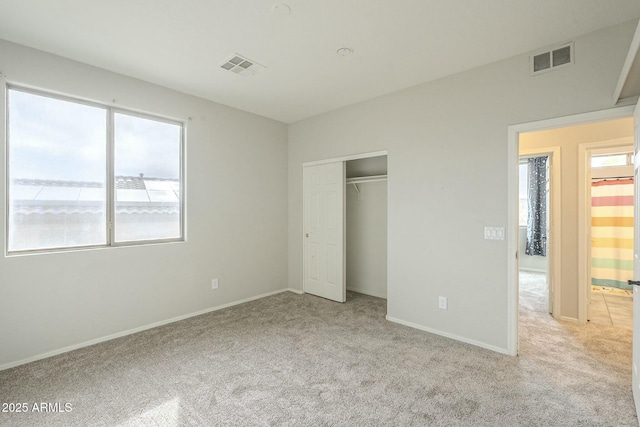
[303,162,345,302]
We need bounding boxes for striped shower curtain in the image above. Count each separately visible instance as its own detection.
[591,178,634,290]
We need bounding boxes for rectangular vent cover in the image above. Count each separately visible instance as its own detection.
[530,42,573,75]
[220,54,265,77]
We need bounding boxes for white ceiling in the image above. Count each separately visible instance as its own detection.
[1,0,640,123]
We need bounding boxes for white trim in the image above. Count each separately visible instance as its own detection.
[519,267,548,273]
[0,288,296,371]
[287,287,304,295]
[2,74,7,257]
[507,125,519,356]
[558,316,579,324]
[520,146,561,324]
[347,287,387,299]
[613,20,640,103]
[577,137,634,323]
[302,150,388,167]
[510,107,635,134]
[507,105,635,357]
[386,315,509,355]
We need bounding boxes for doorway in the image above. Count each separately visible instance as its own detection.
[518,152,554,317]
[507,106,635,356]
[582,143,634,329]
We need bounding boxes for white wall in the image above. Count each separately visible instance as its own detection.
[346,181,387,299]
[0,40,289,368]
[288,20,638,352]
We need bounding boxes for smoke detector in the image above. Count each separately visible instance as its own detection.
[220,54,266,77]
[272,3,291,15]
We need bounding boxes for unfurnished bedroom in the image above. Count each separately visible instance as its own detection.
[2,1,640,426]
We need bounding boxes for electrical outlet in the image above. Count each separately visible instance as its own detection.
[212,278,219,290]
[438,296,448,310]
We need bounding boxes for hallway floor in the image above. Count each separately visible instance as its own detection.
[519,270,633,330]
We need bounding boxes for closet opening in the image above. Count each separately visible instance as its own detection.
[345,156,388,299]
[302,151,388,303]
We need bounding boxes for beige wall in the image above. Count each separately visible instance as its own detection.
[0,40,289,368]
[288,20,638,353]
[519,118,633,319]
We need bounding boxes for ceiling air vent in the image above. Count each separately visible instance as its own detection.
[220,54,266,77]
[530,42,573,75]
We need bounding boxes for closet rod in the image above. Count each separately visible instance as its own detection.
[345,174,388,185]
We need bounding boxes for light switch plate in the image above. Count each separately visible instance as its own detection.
[484,227,505,240]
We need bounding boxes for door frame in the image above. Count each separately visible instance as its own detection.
[302,150,388,298]
[577,137,634,323]
[631,100,640,414]
[519,147,561,318]
[507,105,634,356]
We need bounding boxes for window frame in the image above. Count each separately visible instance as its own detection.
[6,84,185,255]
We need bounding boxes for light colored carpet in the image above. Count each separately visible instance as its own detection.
[0,275,637,426]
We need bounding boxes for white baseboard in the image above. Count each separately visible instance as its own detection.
[519,267,548,273]
[347,287,387,299]
[385,315,510,356]
[558,315,579,323]
[1,288,295,372]
[287,288,304,295]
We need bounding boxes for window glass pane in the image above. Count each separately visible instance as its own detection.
[8,89,107,251]
[114,112,182,242]
[591,154,628,168]
[519,163,528,227]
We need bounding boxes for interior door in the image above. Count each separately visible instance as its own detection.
[303,162,346,302]
[632,101,640,413]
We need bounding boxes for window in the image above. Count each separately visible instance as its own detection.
[113,112,182,243]
[7,86,183,253]
[519,163,528,227]
[591,153,633,168]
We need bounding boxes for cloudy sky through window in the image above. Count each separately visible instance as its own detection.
[9,89,181,184]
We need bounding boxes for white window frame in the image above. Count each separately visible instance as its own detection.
[6,84,185,254]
